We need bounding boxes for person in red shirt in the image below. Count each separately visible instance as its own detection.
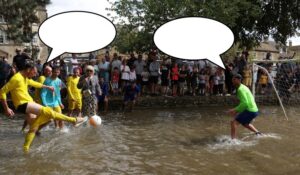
[111,67,120,95]
[171,63,179,96]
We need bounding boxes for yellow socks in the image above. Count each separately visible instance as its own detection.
[40,106,76,123]
[23,132,35,153]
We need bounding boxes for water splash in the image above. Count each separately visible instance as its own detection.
[207,135,257,151]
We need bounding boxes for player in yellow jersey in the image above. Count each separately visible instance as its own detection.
[0,58,87,153]
[67,68,82,117]
[21,66,53,133]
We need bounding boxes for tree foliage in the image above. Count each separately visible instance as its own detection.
[108,0,300,53]
[0,0,51,43]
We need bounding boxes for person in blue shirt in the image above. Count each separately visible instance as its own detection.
[98,76,109,113]
[41,67,65,129]
[122,80,140,112]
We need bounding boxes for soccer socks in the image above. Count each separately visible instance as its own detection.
[40,106,76,123]
[23,132,35,153]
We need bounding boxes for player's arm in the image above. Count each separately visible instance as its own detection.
[29,79,54,91]
[0,79,17,117]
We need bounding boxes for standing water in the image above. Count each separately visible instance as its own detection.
[0,106,300,174]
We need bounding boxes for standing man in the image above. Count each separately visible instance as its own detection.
[149,56,160,95]
[133,54,146,87]
[227,74,261,139]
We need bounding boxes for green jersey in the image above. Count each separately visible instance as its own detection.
[234,84,258,113]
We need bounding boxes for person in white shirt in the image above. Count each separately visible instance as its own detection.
[121,59,130,90]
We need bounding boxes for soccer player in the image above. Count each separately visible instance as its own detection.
[41,67,64,129]
[67,68,82,117]
[227,74,261,139]
[0,59,87,153]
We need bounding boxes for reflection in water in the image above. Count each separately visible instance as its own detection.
[0,106,300,174]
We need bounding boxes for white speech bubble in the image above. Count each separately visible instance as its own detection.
[39,11,116,62]
[154,17,234,69]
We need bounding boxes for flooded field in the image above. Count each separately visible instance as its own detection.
[0,106,300,175]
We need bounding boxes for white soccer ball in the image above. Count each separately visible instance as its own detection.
[89,115,102,127]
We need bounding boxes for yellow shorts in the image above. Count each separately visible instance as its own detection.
[68,99,82,110]
[52,106,62,113]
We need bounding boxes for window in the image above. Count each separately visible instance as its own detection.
[0,16,5,23]
[32,34,39,44]
[0,30,7,44]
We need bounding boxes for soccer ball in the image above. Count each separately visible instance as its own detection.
[89,115,102,127]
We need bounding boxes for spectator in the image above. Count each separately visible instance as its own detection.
[0,58,12,88]
[149,56,160,95]
[77,65,102,118]
[120,59,130,90]
[225,63,234,95]
[242,65,252,88]
[111,53,122,73]
[127,53,137,68]
[133,54,146,87]
[178,65,188,96]
[35,59,43,76]
[129,66,137,82]
[190,67,199,96]
[141,66,150,95]
[160,60,170,96]
[98,57,110,83]
[98,77,109,113]
[258,71,268,94]
[171,62,179,97]
[111,67,120,95]
[198,69,206,96]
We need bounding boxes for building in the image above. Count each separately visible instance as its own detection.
[0,6,49,63]
[250,41,280,61]
[288,41,300,60]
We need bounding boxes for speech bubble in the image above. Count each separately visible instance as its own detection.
[153,17,234,69]
[39,11,116,62]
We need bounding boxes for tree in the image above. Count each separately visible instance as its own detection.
[0,0,51,44]
[108,0,300,53]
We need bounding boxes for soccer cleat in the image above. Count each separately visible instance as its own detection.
[74,116,88,127]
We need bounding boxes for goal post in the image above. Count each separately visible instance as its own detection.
[250,58,300,120]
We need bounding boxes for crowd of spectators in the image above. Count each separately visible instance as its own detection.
[1,49,300,112]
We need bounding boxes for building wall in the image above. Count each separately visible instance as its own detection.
[0,6,49,63]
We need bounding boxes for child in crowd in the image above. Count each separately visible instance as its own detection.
[111,67,120,96]
[129,66,137,82]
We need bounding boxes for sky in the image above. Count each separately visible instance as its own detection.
[46,0,300,46]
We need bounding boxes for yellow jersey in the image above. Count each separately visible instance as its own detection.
[0,72,43,108]
[34,75,46,104]
[67,76,82,101]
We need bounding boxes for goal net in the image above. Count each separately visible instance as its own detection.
[251,59,300,120]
